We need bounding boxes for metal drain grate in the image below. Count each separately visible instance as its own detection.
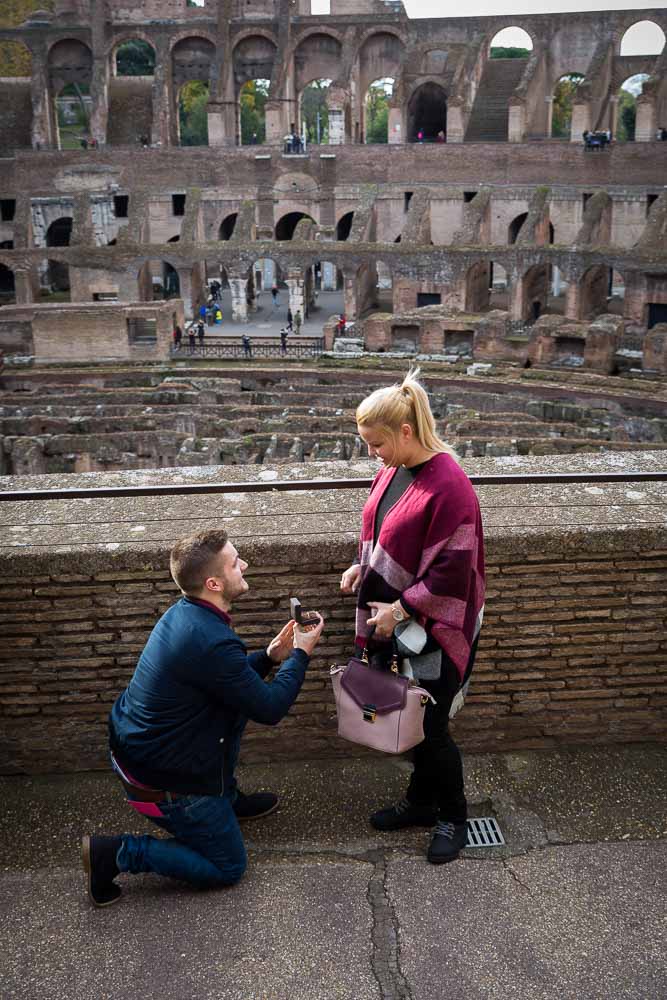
[466,817,505,847]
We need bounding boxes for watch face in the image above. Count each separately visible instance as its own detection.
[392,606,403,621]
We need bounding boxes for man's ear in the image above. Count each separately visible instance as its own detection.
[203,575,222,594]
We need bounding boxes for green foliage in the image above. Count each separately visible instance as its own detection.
[301,80,329,144]
[116,39,155,76]
[490,47,530,59]
[240,79,269,144]
[0,40,31,76]
[179,81,209,146]
[551,74,585,138]
[366,85,389,144]
[617,89,636,142]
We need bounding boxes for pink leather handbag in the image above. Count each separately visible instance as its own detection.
[330,650,436,754]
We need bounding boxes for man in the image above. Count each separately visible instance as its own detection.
[242,333,252,358]
[197,319,205,350]
[280,327,288,356]
[82,528,324,906]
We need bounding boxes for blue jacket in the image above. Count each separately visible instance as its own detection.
[109,597,309,795]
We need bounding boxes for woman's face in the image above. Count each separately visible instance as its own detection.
[357,424,399,466]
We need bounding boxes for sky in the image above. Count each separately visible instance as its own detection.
[310,1,666,53]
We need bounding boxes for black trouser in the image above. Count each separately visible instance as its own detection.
[406,656,467,823]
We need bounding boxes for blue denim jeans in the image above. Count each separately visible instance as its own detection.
[117,791,247,888]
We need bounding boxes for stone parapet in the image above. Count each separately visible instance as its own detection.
[0,454,665,774]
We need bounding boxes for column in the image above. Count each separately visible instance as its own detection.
[286,274,305,322]
[229,277,249,322]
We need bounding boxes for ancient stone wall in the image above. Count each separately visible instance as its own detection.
[0,456,665,774]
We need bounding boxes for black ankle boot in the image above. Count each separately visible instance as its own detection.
[82,835,122,907]
[370,797,437,832]
[427,821,468,864]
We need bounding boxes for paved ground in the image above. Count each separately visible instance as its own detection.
[203,288,346,339]
[1,745,666,1000]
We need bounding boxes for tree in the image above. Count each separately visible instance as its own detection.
[179,81,209,146]
[366,84,389,143]
[617,89,636,142]
[301,80,329,144]
[551,73,585,138]
[240,79,269,144]
[116,40,155,76]
[490,47,531,59]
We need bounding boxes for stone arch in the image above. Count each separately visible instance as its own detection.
[47,39,93,148]
[488,26,535,55]
[619,20,666,56]
[336,212,354,240]
[465,260,492,313]
[219,213,238,240]
[617,74,652,141]
[357,32,404,96]
[138,259,181,301]
[275,211,316,241]
[550,73,585,138]
[579,264,611,320]
[294,33,343,93]
[171,36,215,147]
[489,261,511,310]
[0,262,16,306]
[233,34,277,88]
[364,77,393,144]
[299,78,332,144]
[520,262,550,323]
[508,212,527,244]
[239,78,270,145]
[46,217,72,248]
[42,259,70,300]
[407,80,447,142]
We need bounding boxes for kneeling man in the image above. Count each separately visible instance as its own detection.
[82,528,323,906]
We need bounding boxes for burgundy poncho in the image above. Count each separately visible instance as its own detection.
[355,452,485,681]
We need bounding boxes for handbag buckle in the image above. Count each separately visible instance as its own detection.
[362,704,377,723]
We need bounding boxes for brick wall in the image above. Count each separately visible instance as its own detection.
[1,540,665,775]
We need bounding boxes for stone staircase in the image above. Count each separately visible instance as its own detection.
[464,59,528,142]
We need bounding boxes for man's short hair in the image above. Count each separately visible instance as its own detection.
[169,528,229,595]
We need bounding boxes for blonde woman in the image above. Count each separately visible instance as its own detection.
[340,370,485,864]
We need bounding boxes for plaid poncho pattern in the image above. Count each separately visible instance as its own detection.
[355,453,485,681]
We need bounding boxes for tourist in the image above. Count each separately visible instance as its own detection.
[286,307,293,331]
[173,324,183,350]
[436,130,445,143]
[199,302,207,323]
[215,307,222,325]
[337,313,346,336]
[242,333,252,358]
[197,320,205,351]
[188,324,196,354]
[271,284,279,306]
[294,310,302,335]
[280,328,288,356]
[82,528,324,906]
[339,369,485,865]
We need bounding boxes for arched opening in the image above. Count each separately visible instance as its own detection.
[489,262,510,310]
[219,213,238,240]
[508,213,527,244]
[246,258,283,317]
[138,260,180,301]
[489,27,533,58]
[172,36,214,146]
[46,217,72,248]
[407,82,447,142]
[0,263,16,306]
[114,39,155,76]
[47,39,93,148]
[547,265,568,315]
[617,74,651,141]
[55,82,92,149]
[365,78,393,144]
[239,79,269,145]
[300,79,331,144]
[275,212,315,241]
[551,73,585,138]
[42,260,71,301]
[336,212,354,241]
[522,264,550,323]
[465,261,492,313]
[304,259,345,322]
[167,235,180,243]
[609,270,626,316]
[619,21,666,56]
[178,81,209,146]
[579,264,611,320]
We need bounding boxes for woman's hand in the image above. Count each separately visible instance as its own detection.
[366,601,396,640]
[267,620,296,663]
[340,563,362,594]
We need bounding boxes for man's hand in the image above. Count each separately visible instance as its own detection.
[340,564,362,594]
[267,620,296,664]
[366,601,395,640]
[293,613,325,656]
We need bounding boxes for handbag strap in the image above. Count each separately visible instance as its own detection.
[362,624,400,674]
